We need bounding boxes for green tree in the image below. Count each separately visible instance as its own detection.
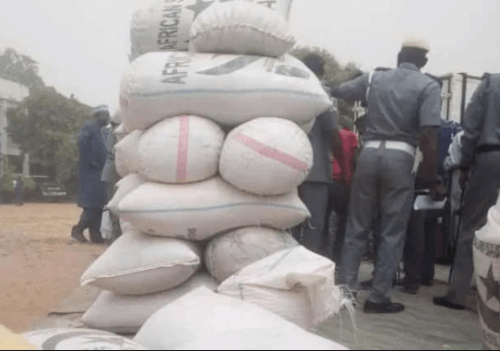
[0,48,45,90]
[291,46,362,129]
[7,87,93,195]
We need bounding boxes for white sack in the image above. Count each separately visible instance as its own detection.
[218,246,342,330]
[107,174,145,216]
[130,0,293,58]
[81,229,201,295]
[24,328,147,350]
[120,52,331,131]
[134,287,347,350]
[82,273,218,335]
[115,123,130,142]
[206,227,298,283]
[220,118,313,195]
[139,115,225,183]
[190,2,295,57]
[115,130,143,178]
[101,210,113,241]
[118,177,310,241]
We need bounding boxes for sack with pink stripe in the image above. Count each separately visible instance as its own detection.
[139,115,225,184]
[220,118,313,195]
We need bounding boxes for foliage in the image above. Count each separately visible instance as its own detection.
[7,87,93,195]
[0,160,35,192]
[0,48,45,90]
[291,46,362,127]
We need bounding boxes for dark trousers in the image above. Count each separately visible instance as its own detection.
[403,208,440,289]
[326,181,350,263]
[74,208,104,243]
[293,182,331,256]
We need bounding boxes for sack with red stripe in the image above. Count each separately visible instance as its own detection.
[139,115,225,184]
[220,118,313,195]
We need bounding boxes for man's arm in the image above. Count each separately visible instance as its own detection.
[330,74,370,102]
[418,82,446,200]
[461,79,489,170]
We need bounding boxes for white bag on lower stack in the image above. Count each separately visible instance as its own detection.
[218,246,342,330]
[82,273,218,335]
[220,118,313,195]
[134,287,347,350]
[81,229,201,295]
[115,130,143,178]
[190,2,295,57]
[120,52,331,131]
[206,227,298,283]
[118,177,310,240]
[24,328,147,350]
[107,174,145,215]
[130,0,294,58]
[139,115,225,183]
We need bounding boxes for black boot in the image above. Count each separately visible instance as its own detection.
[364,300,405,314]
[89,229,105,244]
[71,226,87,243]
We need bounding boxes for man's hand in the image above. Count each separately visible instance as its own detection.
[430,181,447,202]
[459,169,470,189]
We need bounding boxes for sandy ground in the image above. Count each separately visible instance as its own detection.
[0,204,105,333]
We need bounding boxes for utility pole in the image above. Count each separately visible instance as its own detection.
[0,132,3,204]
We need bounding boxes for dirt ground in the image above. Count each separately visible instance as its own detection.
[0,203,105,333]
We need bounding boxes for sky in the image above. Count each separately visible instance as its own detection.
[0,0,499,113]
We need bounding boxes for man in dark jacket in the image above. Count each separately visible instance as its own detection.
[71,105,110,244]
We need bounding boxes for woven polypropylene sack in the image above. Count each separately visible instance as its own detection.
[115,130,142,178]
[218,246,342,330]
[206,227,298,283]
[139,116,225,184]
[129,0,294,58]
[107,174,145,216]
[81,229,201,295]
[474,202,500,350]
[82,273,218,335]
[190,2,295,57]
[120,52,331,131]
[118,177,310,241]
[24,329,147,350]
[220,118,313,195]
[134,287,347,350]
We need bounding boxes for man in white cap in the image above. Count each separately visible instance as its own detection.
[330,38,446,314]
[71,105,110,244]
[434,73,500,310]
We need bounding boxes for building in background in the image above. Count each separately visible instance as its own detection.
[0,77,30,176]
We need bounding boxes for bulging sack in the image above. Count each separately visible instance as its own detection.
[220,118,313,195]
[107,174,145,216]
[218,246,342,330]
[81,229,201,295]
[120,52,331,131]
[139,116,225,184]
[130,0,293,58]
[115,130,143,178]
[24,328,147,350]
[118,177,310,241]
[190,2,295,57]
[206,227,298,283]
[134,287,347,350]
[82,273,218,335]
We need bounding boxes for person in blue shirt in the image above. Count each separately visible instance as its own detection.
[71,106,110,244]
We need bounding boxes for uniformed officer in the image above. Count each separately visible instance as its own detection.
[434,73,500,310]
[330,39,445,314]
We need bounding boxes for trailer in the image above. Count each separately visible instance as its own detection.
[440,73,483,124]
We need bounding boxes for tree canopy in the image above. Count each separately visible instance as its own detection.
[0,48,45,90]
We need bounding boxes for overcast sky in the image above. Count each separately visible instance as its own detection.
[0,0,499,113]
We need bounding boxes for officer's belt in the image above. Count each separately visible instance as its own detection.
[364,140,416,157]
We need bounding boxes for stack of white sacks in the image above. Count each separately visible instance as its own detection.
[80,1,346,349]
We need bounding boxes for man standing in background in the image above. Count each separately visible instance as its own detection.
[71,105,110,244]
[293,53,343,257]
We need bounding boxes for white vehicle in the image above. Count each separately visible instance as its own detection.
[440,73,483,125]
